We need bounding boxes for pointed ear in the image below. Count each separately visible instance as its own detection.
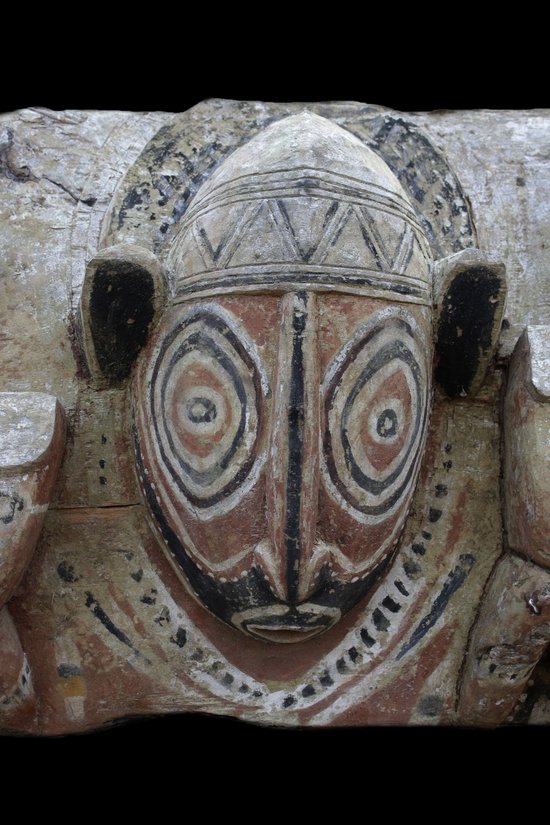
[80,244,168,385]
[433,248,507,397]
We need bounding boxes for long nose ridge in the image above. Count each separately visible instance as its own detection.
[266,291,320,604]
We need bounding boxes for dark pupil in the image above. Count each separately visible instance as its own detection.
[376,408,398,438]
[187,397,217,424]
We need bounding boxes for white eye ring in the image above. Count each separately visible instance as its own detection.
[322,308,430,525]
[147,306,268,515]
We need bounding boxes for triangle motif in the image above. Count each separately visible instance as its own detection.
[272,198,343,263]
[193,201,267,269]
[225,199,299,266]
[322,207,385,271]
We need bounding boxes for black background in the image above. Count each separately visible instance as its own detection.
[3,37,548,115]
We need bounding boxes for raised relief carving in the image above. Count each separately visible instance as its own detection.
[129,114,436,643]
[0,393,65,713]
[457,326,550,723]
[1,102,548,732]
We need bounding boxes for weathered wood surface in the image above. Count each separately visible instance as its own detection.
[0,102,549,733]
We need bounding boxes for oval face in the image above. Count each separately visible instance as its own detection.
[150,310,263,510]
[134,297,431,644]
[324,311,428,522]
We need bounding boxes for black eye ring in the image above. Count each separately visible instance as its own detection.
[186,396,218,424]
[150,310,264,510]
[376,408,398,439]
[323,311,429,522]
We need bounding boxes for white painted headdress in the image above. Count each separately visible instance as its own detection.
[168,113,433,306]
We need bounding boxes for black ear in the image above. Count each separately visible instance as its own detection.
[433,249,507,397]
[80,244,168,385]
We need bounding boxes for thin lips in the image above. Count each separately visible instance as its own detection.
[231,603,342,643]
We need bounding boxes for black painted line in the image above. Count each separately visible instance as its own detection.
[382,595,401,613]
[341,339,422,497]
[196,201,263,268]
[358,205,390,269]
[372,608,390,632]
[175,277,428,306]
[177,260,430,287]
[357,207,385,269]
[177,268,413,291]
[197,225,225,264]
[84,591,148,662]
[390,223,411,273]
[397,554,475,660]
[185,173,422,229]
[403,559,421,578]
[313,201,349,263]
[285,293,308,604]
[186,200,425,262]
[184,163,418,202]
[176,269,429,296]
[395,579,409,597]
[272,199,305,260]
[361,627,376,647]
[160,329,248,482]
[185,165,419,212]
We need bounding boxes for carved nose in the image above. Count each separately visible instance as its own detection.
[265,292,320,604]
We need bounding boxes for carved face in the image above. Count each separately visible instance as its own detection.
[133,293,431,641]
[132,112,434,642]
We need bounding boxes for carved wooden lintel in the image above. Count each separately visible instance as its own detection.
[0,102,548,732]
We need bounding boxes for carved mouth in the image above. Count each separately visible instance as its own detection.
[231,604,341,644]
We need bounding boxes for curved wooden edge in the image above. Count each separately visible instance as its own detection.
[0,392,64,473]
[457,554,550,725]
[504,325,550,568]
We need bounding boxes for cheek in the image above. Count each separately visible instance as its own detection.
[318,484,407,573]
[179,487,267,571]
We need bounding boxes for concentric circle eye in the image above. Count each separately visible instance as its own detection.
[150,311,263,510]
[323,311,429,522]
